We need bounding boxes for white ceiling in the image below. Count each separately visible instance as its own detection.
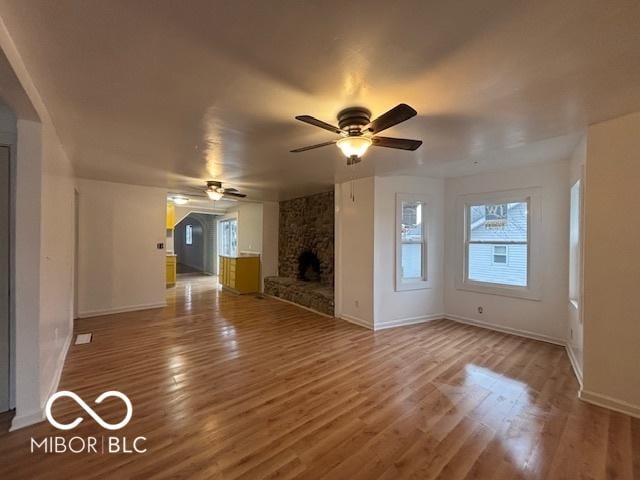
[0,0,639,200]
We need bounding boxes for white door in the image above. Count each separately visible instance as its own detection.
[0,146,10,412]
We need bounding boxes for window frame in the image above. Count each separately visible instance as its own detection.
[455,188,542,301]
[395,193,432,292]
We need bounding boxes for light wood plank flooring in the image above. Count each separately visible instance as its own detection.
[0,275,638,479]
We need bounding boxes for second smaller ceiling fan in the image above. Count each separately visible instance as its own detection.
[291,103,423,165]
[205,181,246,200]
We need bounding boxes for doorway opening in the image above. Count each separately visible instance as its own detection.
[0,144,10,412]
[174,213,220,276]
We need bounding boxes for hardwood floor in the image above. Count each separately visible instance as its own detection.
[0,275,638,479]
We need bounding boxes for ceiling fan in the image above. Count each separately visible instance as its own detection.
[204,181,246,200]
[291,104,423,165]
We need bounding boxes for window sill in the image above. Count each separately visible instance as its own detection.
[456,281,541,301]
[395,280,433,292]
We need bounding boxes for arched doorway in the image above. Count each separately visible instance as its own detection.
[174,216,205,274]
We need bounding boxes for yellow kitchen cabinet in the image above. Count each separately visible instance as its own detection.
[219,255,260,294]
[166,254,177,286]
[166,203,175,230]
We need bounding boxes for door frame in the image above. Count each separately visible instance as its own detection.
[0,144,13,411]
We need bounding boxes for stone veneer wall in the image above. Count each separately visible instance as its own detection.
[278,191,334,285]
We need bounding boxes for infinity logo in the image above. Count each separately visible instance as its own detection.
[44,391,133,431]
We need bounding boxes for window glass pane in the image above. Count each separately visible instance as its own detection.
[569,181,581,303]
[402,243,422,279]
[186,225,193,245]
[401,201,423,243]
[220,219,238,256]
[400,200,425,281]
[469,243,527,286]
[469,202,527,242]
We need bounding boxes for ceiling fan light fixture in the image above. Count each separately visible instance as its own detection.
[170,195,189,205]
[336,136,372,159]
[206,189,224,201]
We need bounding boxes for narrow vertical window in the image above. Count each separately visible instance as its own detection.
[396,194,430,291]
[569,180,581,306]
[185,225,193,245]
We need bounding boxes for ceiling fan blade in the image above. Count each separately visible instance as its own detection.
[224,187,239,192]
[223,191,246,198]
[364,104,417,134]
[295,115,344,135]
[372,136,423,151]
[290,140,337,153]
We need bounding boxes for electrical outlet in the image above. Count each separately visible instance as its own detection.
[477,306,483,314]
[570,328,573,339]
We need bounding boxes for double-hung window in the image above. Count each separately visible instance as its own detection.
[457,188,541,300]
[396,194,430,291]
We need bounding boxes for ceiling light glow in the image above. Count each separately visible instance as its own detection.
[207,190,224,201]
[336,136,372,159]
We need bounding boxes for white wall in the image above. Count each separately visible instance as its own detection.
[581,112,640,416]
[1,21,77,429]
[12,119,42,427]
[38,122,75,403]
[567,137,586,382]
[373,176,445,329]
[444,161,570,344]
[236,202,263,254]
[77,179,166,317]
[335,178,375,328]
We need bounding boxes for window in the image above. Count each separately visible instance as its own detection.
[466,201,528,287]
[493,245,508,264]
[456,188,541,300]
[185,225,193,245]
[219,218,238,257]
[569,180,581,306]
[396,194,430,291]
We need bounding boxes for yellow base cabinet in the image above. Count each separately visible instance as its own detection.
[166,254,177,286]
[219,255,260,294]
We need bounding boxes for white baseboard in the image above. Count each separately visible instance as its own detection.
[579,389,640,419]
[444,314,565,346]
[565,344,583,387]
[10,331,72,431]
[374,313,443,331]
[9,409,44,431]
[340,314,373,330]
[77,301,167,319]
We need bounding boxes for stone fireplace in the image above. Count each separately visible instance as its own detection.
[264,191,334,315]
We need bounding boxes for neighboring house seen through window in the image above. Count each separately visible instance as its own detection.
[466,201,528,287]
